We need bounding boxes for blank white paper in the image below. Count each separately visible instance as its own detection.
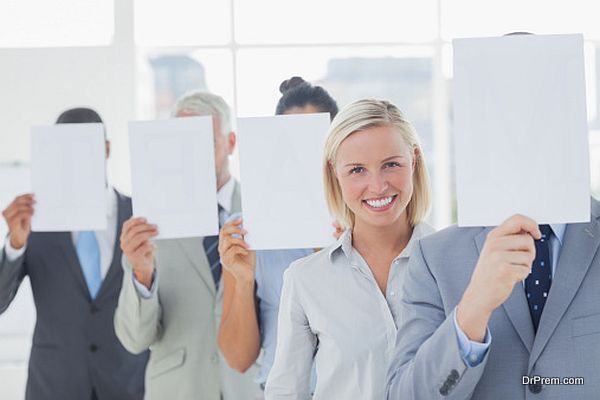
[31,124,107,231]
[237,113,333,250]
[453,34,590,227]
[129,117,219,239]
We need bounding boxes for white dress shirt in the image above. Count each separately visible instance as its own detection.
[265,222,434,400]
[133,177,235,297]
[5,186,118,280]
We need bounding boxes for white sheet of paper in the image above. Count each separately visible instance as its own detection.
[129,117,219,239]
[31,124,107,231]
[0,163,31,247]
[237,113,333,250]
[453,34,590,227]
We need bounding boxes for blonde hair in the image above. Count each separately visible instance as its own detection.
[323,99,431,228]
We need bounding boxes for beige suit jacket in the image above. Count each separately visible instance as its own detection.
[115,181,260,400]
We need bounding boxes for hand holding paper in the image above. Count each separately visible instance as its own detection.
[120,217,158,289]
[457,214,539,342]
[1,194,35,249]
[218,218,255,284]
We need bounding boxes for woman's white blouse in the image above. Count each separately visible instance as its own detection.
[264,222,435,400]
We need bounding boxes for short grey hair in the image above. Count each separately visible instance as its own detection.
[172,91,233,136]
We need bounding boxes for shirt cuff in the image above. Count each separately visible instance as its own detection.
[132,270,156,299]
[453,310,491,367]
[4,235,26,261]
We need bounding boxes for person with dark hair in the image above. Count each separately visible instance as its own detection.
[276,76,339,119]
[0,108,148,400]
[217,77,338,393]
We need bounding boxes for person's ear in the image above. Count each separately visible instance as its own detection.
[329,160,338,178]
[227,132,236,155]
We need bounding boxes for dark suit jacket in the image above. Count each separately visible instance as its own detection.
[0,190,148,400]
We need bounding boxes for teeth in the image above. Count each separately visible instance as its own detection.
[365,196,393,208]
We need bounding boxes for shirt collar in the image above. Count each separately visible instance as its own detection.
[328,221,434,263]
[549,223,566,246]
[328,228,353,262]
[217,177,235,214]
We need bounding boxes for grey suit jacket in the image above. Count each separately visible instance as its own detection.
[386,199,600,399]
[114,181,260,400]
[0,190,148,400]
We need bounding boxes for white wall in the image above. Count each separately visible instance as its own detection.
[0,0,135,194]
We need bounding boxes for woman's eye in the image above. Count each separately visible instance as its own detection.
[384,161,401,169]
[349,166,365,174]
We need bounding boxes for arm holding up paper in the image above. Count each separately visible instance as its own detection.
[456,215,539,341]
[114,216,162,354]
[217,217,261,372]
[0,194,35,313]
[2,194,34,249]
[120,217,158,288]
[387,215,555,399]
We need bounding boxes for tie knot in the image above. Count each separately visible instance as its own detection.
[539,224,552,239]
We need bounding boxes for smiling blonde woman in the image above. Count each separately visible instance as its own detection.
[264,99,434,400]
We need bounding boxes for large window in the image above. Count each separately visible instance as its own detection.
[2,0,600,229]
[3,1,600,397]
[0,0,114,47]
[134,0,231,46]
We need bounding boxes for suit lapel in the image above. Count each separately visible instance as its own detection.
[177,237,216,296]
[475,228,535,352]
[57,232,91,300]
[502,285,535,353]
[529,214,600,369]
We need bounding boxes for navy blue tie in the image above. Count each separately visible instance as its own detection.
[525,224,552,333]
[203,205,226,288]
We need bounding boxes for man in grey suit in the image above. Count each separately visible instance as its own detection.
[386,207,600,399]
[114,91,260,400]
[0,108,148,400]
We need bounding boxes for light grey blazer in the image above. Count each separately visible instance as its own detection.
[114,181,260,400]
[386,198,600,399]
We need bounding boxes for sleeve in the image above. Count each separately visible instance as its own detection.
[385,240,490,400]
[4,236,26,261]
[114,254,163,354]
[264,264,316,400]
[0,240,28,314]
[132,270,157,299]
[453,312,491,367]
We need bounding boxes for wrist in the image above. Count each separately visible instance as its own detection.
[234,278,256,295]
[9,235,25,250]
[224,263,255,285]
[457,295,492,343]
[133,266,154,289]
